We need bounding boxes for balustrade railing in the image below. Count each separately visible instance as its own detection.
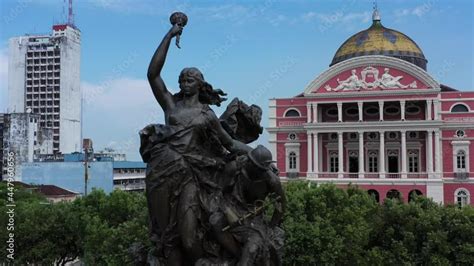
[407,173,429,179]
[364,173,380,179]
[302,172,435,179]
[318,173,338,178]
[346,173,359,178]
[385,173,401,179]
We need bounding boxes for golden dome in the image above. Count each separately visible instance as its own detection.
[331,9,427,70]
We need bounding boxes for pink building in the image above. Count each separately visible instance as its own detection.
[268,9,473,206]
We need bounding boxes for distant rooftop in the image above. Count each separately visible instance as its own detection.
[113,161,146,169]
[4,181,79,196]
[34,185,79,196]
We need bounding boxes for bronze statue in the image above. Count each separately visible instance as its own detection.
[139,12,285,266]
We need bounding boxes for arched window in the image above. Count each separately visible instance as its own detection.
[408,189,423,202]
[289,152,297,170]
[451,104,469,113]
[457,150,466,170]
[284,109,300,117]
[368,189,380,203]
[455,189,470,207]
[386,189,401,200]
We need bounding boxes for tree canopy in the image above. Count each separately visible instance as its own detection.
[1,181,473,265]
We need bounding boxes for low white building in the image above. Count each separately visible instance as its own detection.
[113,161,146,191]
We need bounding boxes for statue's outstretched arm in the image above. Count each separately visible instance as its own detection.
[210,111,252,154]
[147,25,182,112]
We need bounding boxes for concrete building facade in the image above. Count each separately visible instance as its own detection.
[8,24,81,154]
[1,112,53,180]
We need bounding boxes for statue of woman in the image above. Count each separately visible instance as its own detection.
[140,23,252,265]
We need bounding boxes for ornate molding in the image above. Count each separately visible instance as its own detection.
[303,56,440,96]
[324,66,417,92]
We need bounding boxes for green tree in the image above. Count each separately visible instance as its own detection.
[282,182,379,265]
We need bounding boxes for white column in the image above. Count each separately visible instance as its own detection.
[358,101,363,122]
[426,99,433,120]
[401,130,407,178]
[337,102,343,122]
[379,131,385,178]
[312,103,318,123]
[338,132,344,178]
[400,100,406,121]
[378,101,384,121]
[358,131,364,178]
[426,130,433,175]
[433,100,440,120]
[313,132,319,176]
[306,103,312,123]
[434,130,441,177]
[307,132,313,173]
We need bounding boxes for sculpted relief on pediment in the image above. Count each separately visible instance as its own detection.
[324,66,417,92]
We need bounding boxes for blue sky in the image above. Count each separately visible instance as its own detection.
[0,0,473,161]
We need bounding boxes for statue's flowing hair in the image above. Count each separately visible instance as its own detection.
[174,67,227,106]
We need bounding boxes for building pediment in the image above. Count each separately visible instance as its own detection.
[304,56,439,96]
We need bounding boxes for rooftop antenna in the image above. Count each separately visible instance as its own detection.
[68,0,75,26]
[62,0,66,24]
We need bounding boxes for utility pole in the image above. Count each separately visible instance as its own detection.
[83,138,93,196]
[84,147,89,196]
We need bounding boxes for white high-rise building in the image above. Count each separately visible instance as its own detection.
[8,24,81,154]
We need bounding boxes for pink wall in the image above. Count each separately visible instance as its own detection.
[441,91,474,99]
[441,129,474,177]
[442,131,455,175]
[444,183,474,205]
[276,132,307,177]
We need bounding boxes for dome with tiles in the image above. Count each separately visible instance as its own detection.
[331,8,427,70]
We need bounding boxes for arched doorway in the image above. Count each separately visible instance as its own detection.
[408,189,423,202]
[368,189,380,203]
[386,189,401,201]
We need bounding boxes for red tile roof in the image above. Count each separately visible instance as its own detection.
[2,181,78,197]
[35,185,78,196]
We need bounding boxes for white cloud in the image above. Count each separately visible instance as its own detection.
[82,77,165,160]
[320,11,370,24]
[394,2,439,19]
[299,10,371,33]
[191,4,283,26]
[301,11,317,22]
[81,77,165,135]
[267,14,288,27]
[300,11,371,24]
[82,78,154,109]
[86,0,192,16]
[195,4,250,21]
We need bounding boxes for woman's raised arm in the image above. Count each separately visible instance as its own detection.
[147,24,182,112]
